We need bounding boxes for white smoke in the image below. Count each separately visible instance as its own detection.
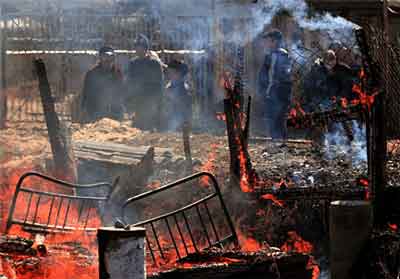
[323,121,367,169]
[143,0,358,51]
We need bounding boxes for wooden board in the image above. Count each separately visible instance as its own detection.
[72,140,175,166]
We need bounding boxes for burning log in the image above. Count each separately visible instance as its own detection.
[287,104,364,129]
[253,186,367,202]
[0,236,35,255]
[222,47,255,192]
[149,250,314,279]
[34,59,77,183]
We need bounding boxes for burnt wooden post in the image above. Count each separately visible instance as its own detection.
[356,27,386,227]
[243,96,252,149]
[182,122,193,173]
[0,5,7,129]
[34,58,77,183]
[224,96,241,177]
[98,227,146,279]
[371,93,386,226]
[223,47,254,189]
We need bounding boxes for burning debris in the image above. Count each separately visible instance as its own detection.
[1,0,400,278]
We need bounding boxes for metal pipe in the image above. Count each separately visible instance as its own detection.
[173,214,189,255]
[150,222,165,260]
[23,193,33,224]
[195,205,212,247]
[146,236,156,264]
[54,197,64,228]
[182,211,198,253]
[165,218,181,260]
[204,202,220,243]
[32,195,42,225]
[46,196,56,226]
[62,199,72,228]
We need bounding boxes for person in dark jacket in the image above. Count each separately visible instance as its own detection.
[163,60,192,131]
[80,46,124,123]
[257,29,292,140]
[302,49,354,112]
[303,49,355,144]
[126,34,164,131]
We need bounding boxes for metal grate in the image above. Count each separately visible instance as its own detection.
[6,171,113,233]
[122,172,239,266]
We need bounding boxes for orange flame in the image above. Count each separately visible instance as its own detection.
[273,178,288,190]
[200,144,218,187]
[357,177,369,200]
[0,167,101,279]
[281,231,313,254]
[351,84,378,112]
[260,194,285,207]
[388,223,398,231]
[288,102,306,128]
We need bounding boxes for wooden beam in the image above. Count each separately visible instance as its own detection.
[0,5,7,129]
[34,58,77,183]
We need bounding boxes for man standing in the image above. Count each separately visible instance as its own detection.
[303,49,355,144]
[303,49,353,112]
[126,34,164,131]
[163,60,192,131]
[257,29,292,140]
[80,46,124,123]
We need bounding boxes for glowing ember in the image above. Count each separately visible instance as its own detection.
[260,194,285,207]
[281,231,320,279]
[308,258,321,279]
[281,231,313,254]
[236,229,263,252]
[200,144,218,187]
[1,167,100,279]
[351,84,378,112]
[288,102,306,128]
[238,147,253,193]
[357,177,370,200]
[180,256,245,269]
[388,223,398,231]
[273,178,288,190]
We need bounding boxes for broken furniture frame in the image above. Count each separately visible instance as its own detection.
[122,172,239,265]
[6,171,113,233]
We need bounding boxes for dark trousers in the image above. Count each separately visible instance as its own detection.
[130,96,161,131]
[266,98,290,140]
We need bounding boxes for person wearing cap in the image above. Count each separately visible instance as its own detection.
[162,60,192,131]
[126,34,164,131]
[257,29,292,141]
[80,46,124,123]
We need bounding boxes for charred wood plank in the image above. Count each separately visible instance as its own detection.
[0,236,34,254]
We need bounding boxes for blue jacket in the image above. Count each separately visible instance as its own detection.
[257,48,292,104]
